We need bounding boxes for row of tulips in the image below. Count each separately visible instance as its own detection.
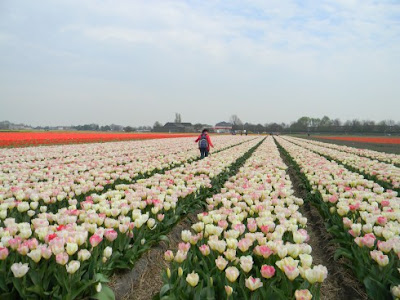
[0,136,254,218]
[0,137,263,299]
[300,137,400,166]
[284,136,400,191]
[159,137,327,300]
[275,136,400,300]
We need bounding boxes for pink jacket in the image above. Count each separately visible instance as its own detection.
[195,133,214,151]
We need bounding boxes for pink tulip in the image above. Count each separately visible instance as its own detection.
[377,216,387,225]
[8,237,22,250]
[254,245,273,258]
[104,229,118,242]
[261,265,275,278]
[260,225,269,234]
[178,242,190,252]
[328,195,338,203]
[164,250,174,261]
[361,233,376,248]
[381,200,390,207]
[56,252,69,265]
[199,244,210,256]
[0,247,9,260]
[17,244,29,256]
[89,234,103,247]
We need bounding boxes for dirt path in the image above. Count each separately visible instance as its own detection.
[110,212,200,300]
[280,146,368,300]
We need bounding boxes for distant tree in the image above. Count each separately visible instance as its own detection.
[255,123,264,133]
[332,118,341,127]
[310,118,321,128]
[153,121,162,128]
[297,116,311,128]
[175,113,182,123]
[320,116,332,127]
[100,125,111,131]
[230,115,243,126]
[110,124,123,131]
[193,123,204,131]
[124,126,135,132]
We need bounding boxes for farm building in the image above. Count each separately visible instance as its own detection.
[214,121,233,133]
[160,122,194,133]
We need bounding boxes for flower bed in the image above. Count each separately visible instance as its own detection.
[0,136,254,220]
[0,132,195,148]
[284,136,400,191]
[0,137,263,299]
[297,137,400,166]
[317,136,400,145]
[275,136,400,300]
[159,137,327,299]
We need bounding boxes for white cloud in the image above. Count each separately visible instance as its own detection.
[0,0,399,125]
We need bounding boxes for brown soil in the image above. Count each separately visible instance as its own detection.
[110,212,201,300]
[280,146,369,300]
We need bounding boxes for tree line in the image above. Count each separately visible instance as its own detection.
[229,115,400,134]
[1,116,399,134]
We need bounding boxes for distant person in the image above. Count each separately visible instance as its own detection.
[195,129,214,159]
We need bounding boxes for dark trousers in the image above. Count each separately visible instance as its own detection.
[200,148,209,159]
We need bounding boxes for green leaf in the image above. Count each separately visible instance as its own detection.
[363,276,391,300]
[159,235,170,243]
[92,285,115,300]
[159,284,171,297]
[70,279,95,299]
[334,248,353,261]
[26,285,43,296]
[11,278,24,298]
[28,269,41,286]
[94,273,110,283]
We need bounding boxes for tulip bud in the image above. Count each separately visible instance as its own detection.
[225,285,233,296]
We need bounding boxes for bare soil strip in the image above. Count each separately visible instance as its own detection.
[279,144,369,300]
[110,211,201,300]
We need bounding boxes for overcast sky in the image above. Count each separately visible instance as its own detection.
[0,0,399,127]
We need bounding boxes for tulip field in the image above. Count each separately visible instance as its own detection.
[0,134,399,299]
[0,132,195,148]
[275,136,400,300]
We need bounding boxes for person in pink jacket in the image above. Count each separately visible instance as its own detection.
[195,129,214,159]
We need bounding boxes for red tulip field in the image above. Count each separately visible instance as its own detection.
[0,135,399,300]
[0,132,195,148]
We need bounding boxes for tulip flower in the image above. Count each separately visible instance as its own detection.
[295,289,313,300]
[186,272,199,287]
[260,265,275,279]
[245,276,263,291]
[66,260,81,274]
[89,234,103,248]
[225,266,240,282]
[11,262,29,278]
